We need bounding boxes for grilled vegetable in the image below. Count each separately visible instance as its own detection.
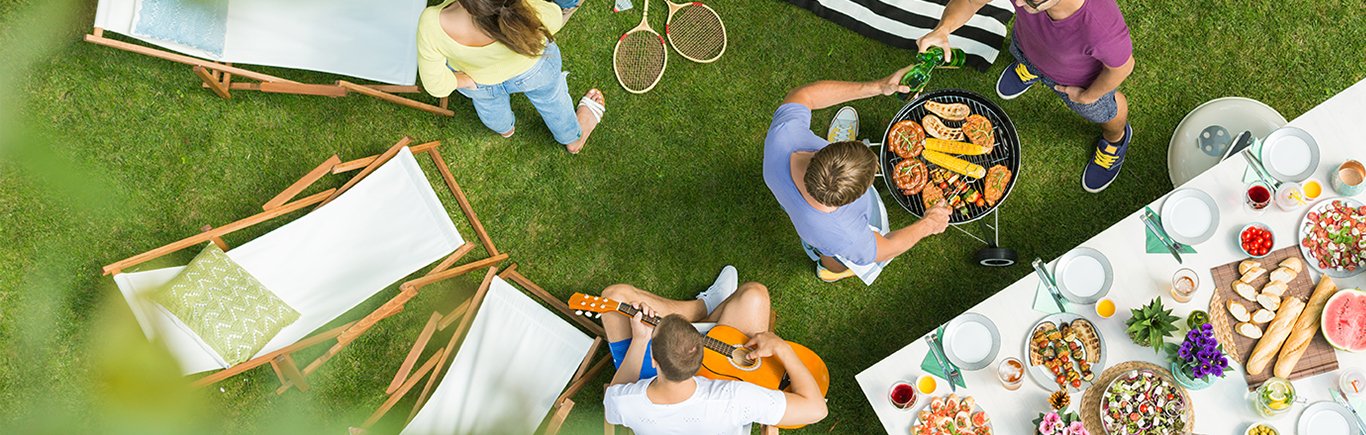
[924,138,990,156]
[922,150,986,179]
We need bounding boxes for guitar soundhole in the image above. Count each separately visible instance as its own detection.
[728,346,761,372]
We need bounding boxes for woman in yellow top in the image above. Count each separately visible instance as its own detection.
[418,0,603,154]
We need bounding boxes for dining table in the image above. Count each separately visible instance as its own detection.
[856,77,1366,435]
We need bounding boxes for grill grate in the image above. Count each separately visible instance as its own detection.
[880,89,1022,224]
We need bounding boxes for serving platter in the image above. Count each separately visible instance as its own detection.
[1099,368,1192,434]
[1298,197,1366,278]
[1023,312,1106,392]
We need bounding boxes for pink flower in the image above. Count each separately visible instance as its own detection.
[1039,412,1062,434]
[1065,421,1089,435]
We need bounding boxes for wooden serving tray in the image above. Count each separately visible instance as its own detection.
[1208,246,1338,389]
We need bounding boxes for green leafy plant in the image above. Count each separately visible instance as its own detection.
[1125,298,1181,352]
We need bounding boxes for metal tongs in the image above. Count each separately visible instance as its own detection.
[1140,207,1185,264]
[1031,258,1068,313]
[924,332,961,392]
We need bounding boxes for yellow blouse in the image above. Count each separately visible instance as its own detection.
[416,0,564,97]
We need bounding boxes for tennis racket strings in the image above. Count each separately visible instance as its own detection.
[613,0,668,94]
[665,2,726,63]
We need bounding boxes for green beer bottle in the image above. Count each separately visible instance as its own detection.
[897,47,968,100]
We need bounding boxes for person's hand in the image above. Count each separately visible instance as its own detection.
[1015,0,1061,14]
[628,302,657,340]
[916,30,953,62]
[877,64,914,96]
[745,331,792,359]
[919,204,951,235]
[454,72,477,90]
[1054,85,1099,105]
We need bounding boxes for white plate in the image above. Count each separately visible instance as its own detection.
[1298,197,1366,278]
[1298,402,1360,435]
[1261,126,1320,182]
[943,312,1000,371]
[1022,313,1107,393]
[1054,246,1113,304]
[1167,97,1286,187]
[1161,188,1221,245]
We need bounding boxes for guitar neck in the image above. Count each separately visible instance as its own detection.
[612,303,739,356]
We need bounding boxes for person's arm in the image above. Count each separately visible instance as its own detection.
[608,305,657,386]
[416,22,476,98]
[746,332,827,427]
[873,205,951,262]
[915,0,993,62]
[781,65,913,110]
[1054,55,1134,104]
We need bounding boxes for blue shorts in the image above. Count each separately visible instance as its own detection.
[609,339,657,380]
[1008,39,1119,124]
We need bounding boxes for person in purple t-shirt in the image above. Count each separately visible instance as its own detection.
[920,0,1135,193]
[764,69,951,283]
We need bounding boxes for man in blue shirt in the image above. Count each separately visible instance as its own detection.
[763,69,951,282]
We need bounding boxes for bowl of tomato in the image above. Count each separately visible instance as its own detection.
[1239,223,1275,258]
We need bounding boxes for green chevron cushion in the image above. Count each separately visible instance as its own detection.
[151,243,300,365]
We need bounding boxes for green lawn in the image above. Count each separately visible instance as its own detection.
[1,0,1363,433]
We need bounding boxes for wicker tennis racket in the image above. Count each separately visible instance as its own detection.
[663,0,726,63]
[613,0,668,94]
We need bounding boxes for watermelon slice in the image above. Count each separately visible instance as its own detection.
[1322,288,1366,352]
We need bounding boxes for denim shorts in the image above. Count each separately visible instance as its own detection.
[1008,39,1118,124]
[453,42,581,145]
[609,338,657,380]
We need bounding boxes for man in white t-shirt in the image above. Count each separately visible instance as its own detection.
[600,267,828,434]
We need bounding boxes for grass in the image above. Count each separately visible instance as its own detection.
[1,0,1363,433]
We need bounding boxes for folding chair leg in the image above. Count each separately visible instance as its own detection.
[388,312,442,394]
[193,65,231,99]
[200,225,229,251]
[270,354,310,393]
[544,397,575,435]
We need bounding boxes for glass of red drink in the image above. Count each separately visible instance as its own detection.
[889,380,917,409]
[1245,181,1272,214]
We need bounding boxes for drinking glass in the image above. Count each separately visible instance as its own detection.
[997,357,1024,391]
[1245,181,1272,215]
[1170,268,1199,303]
[889,380,917,409]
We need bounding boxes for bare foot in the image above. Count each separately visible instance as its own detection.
[500,127,515,138]
[567,89,604,154]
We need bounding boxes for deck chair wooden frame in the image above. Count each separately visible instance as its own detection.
[353,264,613,435]
[102,136,502,394]
[84,28,454,116]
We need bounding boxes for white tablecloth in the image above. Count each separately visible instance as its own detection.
[857,78,1366,434]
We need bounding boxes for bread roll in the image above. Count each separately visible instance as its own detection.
[1273,276,1339,378]
[1261,281,1289,298]
[1246,297,1306,376]
[1237,322,1264,339]
[1240,260,1263,275]
[1280,257,1304,274]
[1257,294,1281,311]
[1234,280,1258,301]
[1228,301,1252,322]
[1240,267,1267,283]
[1252,309,1276,324]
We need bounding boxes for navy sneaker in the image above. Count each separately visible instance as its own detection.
[996,61,1041,100]
[1082,124,1132,193]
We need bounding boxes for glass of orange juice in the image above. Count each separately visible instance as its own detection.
[1303,179,1323,200]
[916,374,938,395]
[1095,298,1117,318]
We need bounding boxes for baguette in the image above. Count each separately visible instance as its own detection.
[1280,257,1304,274]
[1246,297,1306,376]
[1240,267,1267,283]
[1273,276,1339,378]
[1261,281,1289,298]
[1269,266,1297,284]
[1239,260,1262,275]
[1233,280,1258,301]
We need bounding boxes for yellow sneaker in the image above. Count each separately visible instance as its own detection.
[816,263,857,283]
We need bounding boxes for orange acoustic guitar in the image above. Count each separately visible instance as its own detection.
[569,293,830,428]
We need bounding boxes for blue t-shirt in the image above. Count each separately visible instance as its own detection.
[762,103,877,265]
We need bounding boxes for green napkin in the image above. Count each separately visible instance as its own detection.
[919,325,967,389]
[1144,206,1197,254]
[1242,137,1266,183]
[1032,283,1072,314]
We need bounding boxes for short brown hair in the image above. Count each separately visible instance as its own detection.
[805,141,878,207]
[652,315,702,382]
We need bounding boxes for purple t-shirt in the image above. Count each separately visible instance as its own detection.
[762,103,877,265]
[1013,0,1132,87]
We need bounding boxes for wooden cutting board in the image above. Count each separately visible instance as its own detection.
[1208,246,1339,389]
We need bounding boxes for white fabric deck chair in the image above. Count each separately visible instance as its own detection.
[355,265,612,435]
[87,0,452,115]
[103,137,506,393]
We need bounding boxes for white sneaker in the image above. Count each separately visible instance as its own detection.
[827,106,859,142]
[696,265,738,316]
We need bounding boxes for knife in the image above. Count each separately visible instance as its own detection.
[1241,148,1281,188]
[924,334,960,392]
[1031,258,1068,313]
[1140,210,1184,264]
[1334,389,1366,435]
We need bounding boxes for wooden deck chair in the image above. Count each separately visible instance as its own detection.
[103,137,506,394]
[354,264,613,435]
[86,0,452,116]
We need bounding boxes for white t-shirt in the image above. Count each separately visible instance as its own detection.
[603,377,787,435]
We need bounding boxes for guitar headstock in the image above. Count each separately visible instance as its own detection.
[568,293,622,319]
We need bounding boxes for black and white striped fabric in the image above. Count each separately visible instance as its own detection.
[785,0,1015,71]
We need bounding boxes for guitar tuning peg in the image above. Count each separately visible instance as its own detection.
[575,310,582,316]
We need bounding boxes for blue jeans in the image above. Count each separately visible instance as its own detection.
[456,43,581,145]
[552,0,580,8]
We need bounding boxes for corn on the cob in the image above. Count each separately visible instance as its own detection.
[924,138,990,156]
[921,150,986,179]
